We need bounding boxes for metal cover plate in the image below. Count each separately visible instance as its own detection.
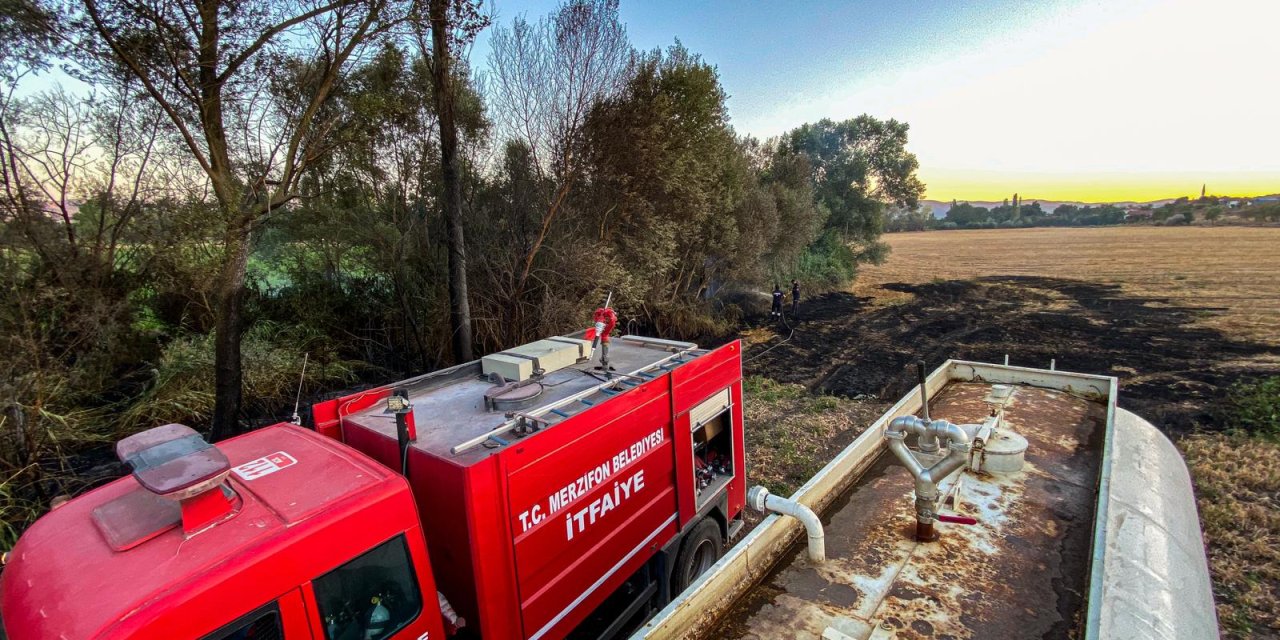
[91,488,181,551]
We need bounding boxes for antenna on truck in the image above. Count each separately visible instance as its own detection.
[291,353,309,425]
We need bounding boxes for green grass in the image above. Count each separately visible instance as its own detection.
[743,376,807,403]
[742,376,881,497]
[0,474,44,549]
[1226,376,1280,438]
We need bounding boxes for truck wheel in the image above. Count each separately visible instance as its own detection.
[673,518,723,593]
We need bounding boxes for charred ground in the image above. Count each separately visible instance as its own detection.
[743,276,1280,435]
[736,273,1280,637]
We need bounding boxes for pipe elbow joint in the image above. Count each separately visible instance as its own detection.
[887,415,919,437]
[942,423,971,448]
[746,486,826,563]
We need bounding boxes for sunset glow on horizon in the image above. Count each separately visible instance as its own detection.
[922,170,1280,204]
[582,0,1280,204]
[897,0,1280,203]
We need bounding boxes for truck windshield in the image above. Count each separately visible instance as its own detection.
[314,535,423,640]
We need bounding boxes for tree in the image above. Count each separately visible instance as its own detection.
[757,143,824,274]
[987,200,1044,224]
[425,0,487,362]
[944,202,989,226]
[75,0,420,439]
[0,0,57,83]
[0,80,187,528]
[885,203,933,232]
[781,116,924,242]
[486,0,631,342]
[1247,203,1280,223]
[581,44,749,308]
[263,42,489,369]
[0,0,58,234]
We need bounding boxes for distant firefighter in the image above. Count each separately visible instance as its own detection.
[791,279,801,316]
[771,284,784,318]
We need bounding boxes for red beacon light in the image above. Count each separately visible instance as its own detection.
[92,424,239,549]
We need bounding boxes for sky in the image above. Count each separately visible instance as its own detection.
[22,0,1277,203]
[475,0,1280,203]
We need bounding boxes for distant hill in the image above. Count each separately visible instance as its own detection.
[922,197,1181,219]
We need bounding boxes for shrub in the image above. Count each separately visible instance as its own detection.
[1227,377,1280,437]
[795,231,858,289]
[120,322,364,435]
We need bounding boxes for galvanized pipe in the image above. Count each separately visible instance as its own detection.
[915,361,938,452]
[885,416,971,541]
[747,486,825,562]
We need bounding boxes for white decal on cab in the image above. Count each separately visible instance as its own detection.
[232,451,297,481]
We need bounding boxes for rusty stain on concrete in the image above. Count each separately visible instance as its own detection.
[713,383,1104,640]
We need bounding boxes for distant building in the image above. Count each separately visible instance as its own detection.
[1124,208,1154,221]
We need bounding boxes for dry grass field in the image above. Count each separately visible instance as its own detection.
[849,226,1280,638]
[857,226,1280,347]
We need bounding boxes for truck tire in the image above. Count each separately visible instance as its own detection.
[673,518,723,594]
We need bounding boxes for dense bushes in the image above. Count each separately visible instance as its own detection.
[930,200,1128,230]
[119,323,364,434]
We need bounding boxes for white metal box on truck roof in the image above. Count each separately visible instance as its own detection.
[482,338,594,382]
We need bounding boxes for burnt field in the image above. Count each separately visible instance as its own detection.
[745,276,1279,433]
[736,226,1280,638]
[744,226,1280,430]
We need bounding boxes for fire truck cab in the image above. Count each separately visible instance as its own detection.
[1,423,446,639]
[0,335,745,640]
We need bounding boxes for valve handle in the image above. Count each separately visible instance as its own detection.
[937,514,978,525]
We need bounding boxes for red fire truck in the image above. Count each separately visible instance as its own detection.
[0,332,746,640]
